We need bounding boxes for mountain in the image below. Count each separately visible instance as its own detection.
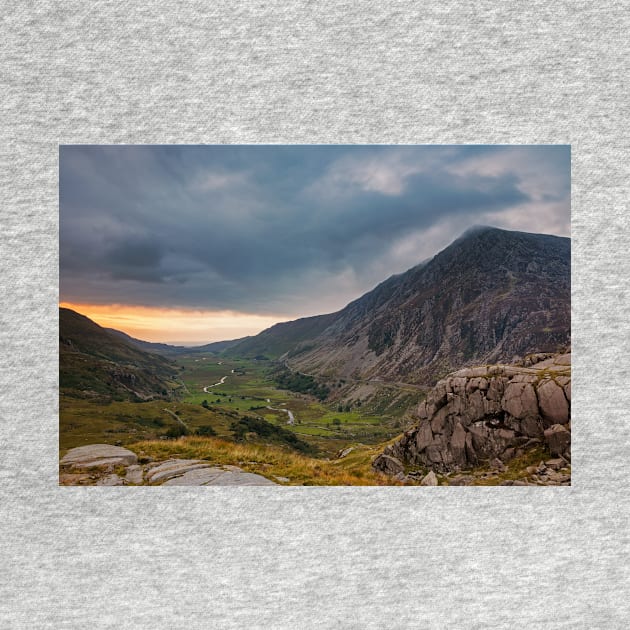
[227,227,570,385]
[106,328,248,356]
[60,308,180,401]
[225,312,338,360]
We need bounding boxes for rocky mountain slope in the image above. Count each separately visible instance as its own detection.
[60,307,180,401]
[373,352,570,483]
[224,312,339,360]
[228,227,570,386]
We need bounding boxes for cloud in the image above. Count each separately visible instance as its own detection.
[307,150,422,196]
[448,146,570,203]
[193,170,248,192]
[105,237,165,282]
[60,145,570,328]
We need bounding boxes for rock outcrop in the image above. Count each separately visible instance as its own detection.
[373,353,570,474]
[60,444,139,468]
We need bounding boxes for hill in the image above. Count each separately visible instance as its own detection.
[226,227,570,385]
[60,307,180,401]
[106,328,248,355]
[225,312,338,359]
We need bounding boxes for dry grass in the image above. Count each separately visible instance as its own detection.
[129,436,402,486]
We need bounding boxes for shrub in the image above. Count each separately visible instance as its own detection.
[230,416,316,455]
[164,424,189,439]
[273,368,330,401]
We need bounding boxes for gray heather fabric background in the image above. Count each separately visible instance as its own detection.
[1,2,628,628]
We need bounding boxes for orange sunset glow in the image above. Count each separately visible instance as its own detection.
[59,303,291,345]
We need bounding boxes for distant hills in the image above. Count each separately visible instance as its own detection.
[60,307,180,401]
[105,328,247,356]
[225,226,570,385]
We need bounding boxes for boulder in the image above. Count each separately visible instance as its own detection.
[145,459,216,484]
[490,458,506,472]
[545,458,566,471]
[537,379,569,426]
[60,444,138,469]
[125,465,144,484]
[59,446,278,486]
[501,381,538,420]
[372,454,405,476]
[95,474,125,486]
[415,421,433,451]
[544,424,571,459]
[161,468,276,486]
[420,470,438,486]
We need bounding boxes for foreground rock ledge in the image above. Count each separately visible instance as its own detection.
[60,448,277,486]
[373,353,571,475]
[60,444,138,468]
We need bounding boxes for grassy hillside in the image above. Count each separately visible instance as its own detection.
[128,435,401,486]
[60,307,181,401]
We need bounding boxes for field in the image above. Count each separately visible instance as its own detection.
[175,355,416,448]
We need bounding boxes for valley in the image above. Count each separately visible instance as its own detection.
[60,353,414,457]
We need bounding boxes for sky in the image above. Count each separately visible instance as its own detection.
[59,145,570,344]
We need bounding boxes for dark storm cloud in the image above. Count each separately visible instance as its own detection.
[105,237,165,282]
[59,145,570,315]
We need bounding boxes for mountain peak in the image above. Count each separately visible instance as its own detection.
[459,224,497,238]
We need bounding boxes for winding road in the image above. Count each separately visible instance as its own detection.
[203,375,228,392]
[266,405,295,425]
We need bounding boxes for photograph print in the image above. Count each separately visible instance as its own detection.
[59,145,571,486]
